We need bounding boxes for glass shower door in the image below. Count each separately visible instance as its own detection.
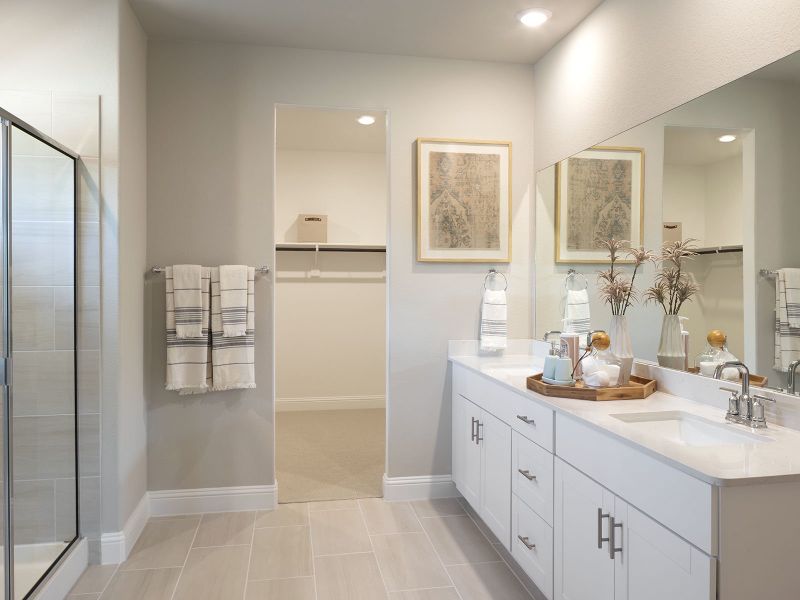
[0,118,79,599]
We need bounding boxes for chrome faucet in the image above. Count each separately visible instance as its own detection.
[788,359,800,394]
[715,360,774,429]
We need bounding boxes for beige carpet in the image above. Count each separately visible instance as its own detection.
[276,408,385,503]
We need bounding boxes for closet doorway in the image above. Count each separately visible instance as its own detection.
[274,106,388,503]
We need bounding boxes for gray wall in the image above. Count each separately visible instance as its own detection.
[532,0,800,171]
[146,41,536,490]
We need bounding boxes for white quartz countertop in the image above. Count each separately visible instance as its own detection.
[450,352,800,486]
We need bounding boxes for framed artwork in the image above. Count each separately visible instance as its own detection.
[555,146,645,264]
[416,138,511,263]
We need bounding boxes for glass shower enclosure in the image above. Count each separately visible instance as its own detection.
[0,108,79,599]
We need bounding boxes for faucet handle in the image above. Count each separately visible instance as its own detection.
[719,386,740,395]
[753,393,775,403]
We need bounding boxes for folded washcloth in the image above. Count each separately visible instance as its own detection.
[211,267,256,390]
[480,288,507,351]
[775,268,800,371]
[564,288,591,334]
[172,264,204,339]
[166,266,212,394]
[220,265,250,337]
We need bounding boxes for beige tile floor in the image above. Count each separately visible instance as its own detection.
[67,497,544,600]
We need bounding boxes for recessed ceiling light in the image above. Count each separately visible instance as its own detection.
[518,8,552,28]
[357,115,376,126]
[718,134,737,143]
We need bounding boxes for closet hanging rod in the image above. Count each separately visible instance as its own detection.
[150,265,270,273]
[275,245,386,253]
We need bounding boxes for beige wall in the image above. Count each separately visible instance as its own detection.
[532,0,800,171]
[146,41,535,490]
[276,148,386,409]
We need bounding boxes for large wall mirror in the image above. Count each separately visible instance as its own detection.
[535,49,800,391]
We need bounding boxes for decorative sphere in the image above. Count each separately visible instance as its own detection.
[707,330,727,348]
[591,331,611,351]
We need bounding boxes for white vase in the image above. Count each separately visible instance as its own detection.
[657,314,686,370]
[610,315,634,385]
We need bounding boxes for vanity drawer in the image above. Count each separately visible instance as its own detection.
[512,431,554,525]
[556,413,717,556]
[453,363,555,452]
[512,494,553,600]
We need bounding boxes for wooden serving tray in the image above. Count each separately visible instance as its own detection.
[687,367,768,387]
[526,373,656,401]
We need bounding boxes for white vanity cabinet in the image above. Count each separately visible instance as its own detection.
[554,459,715,600]
[451,387,512,548]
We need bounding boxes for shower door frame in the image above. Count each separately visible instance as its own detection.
[0,106,81,600]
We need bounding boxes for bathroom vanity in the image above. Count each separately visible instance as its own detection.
[450,345,800,600]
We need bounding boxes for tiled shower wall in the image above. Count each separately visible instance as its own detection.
[0,91,101,550]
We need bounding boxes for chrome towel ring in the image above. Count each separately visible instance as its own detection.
[484,269,508,291]
[564,268,588,291]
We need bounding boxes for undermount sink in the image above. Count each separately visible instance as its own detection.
[610,411,773,447]
[480,362,535,378]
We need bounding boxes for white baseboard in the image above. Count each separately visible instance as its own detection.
[149,484,278,517]
[33,539,88,600]
[276,395,385,412]
[382,474,459,501]
[100,492,150,565]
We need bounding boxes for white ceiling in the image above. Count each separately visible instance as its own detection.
[276,107,387,153]
[130,0,603,64]
[663,127,745,167]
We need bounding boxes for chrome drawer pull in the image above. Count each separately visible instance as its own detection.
[476,421,484,443]
[517,535,536,550]
[608,516,623,559]
[518,469,537,481]
[516,415,535,426]
[471,417,477,442]
[597,508,610,549]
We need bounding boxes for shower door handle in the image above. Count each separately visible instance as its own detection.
[0,356,9,387]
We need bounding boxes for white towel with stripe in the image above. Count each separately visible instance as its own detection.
[220,265,249,337]
[563,288,591,334]
[211,267,256,390]
[775,268,800,371]
[165,266,212,394]
[172,264,204,339]
[480,288,507,351]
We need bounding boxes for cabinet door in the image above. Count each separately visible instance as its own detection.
[554,459,615,600]
[478,409,512,549]
[613,499,715,600]
[452,393,481,509]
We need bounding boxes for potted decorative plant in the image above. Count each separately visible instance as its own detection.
[644,239,699,370]
[596,239,654,384]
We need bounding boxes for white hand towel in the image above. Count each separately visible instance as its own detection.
[165,266,212,394]
[220,265,250,337]
[172,264,204,339]
[775,269,800,371]
[480,289,507,351]
[211,267,256,390]
[563,288,591,334]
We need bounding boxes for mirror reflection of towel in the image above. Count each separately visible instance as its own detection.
[564,288,591,334]
[775,269,800,371]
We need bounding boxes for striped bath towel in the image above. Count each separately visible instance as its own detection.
[165,266,212,394]
[172,264,204,339]
[211,267,256,390]
[563,288,591,334]
[775,268,800,371]
[480,288,507,351]
[220,265,249,337]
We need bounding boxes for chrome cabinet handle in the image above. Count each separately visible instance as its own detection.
[608,516,623,559]
[471,417,477,442]
[518,469,537,481]
[597,508,610,549]
[517,535,536,550]
[516,415,535,426]
[476,421,484,443]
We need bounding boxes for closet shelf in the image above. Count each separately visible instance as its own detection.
[276,243,386,253]
[694,245,743,255]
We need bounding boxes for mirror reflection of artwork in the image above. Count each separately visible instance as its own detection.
[555,146,644,263]
[417,138,511,262]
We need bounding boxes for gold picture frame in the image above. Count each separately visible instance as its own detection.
[416,138,512,263]
[555,145,645,264]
